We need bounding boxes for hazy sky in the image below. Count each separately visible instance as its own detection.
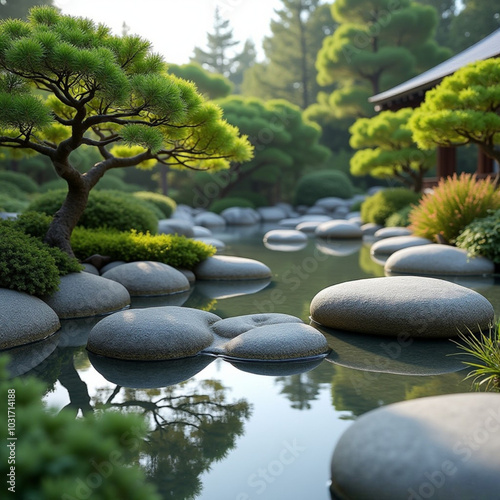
[53,0,284,64]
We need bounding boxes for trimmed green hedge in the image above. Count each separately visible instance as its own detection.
[0,171,38,193]
[361,188,420,226]
[71,228,216,270]
[385,205,414,228]
[133,191,177,218]
[294,170,354,206]
[28,189,159,233]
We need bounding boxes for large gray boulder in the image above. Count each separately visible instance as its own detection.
[42,273,130,319]
[194,255,272,280]
[0,289,60,349]
[315,220,363,239]
[158,218,195,237]
[385,244,495,276]
[193,211,226,228]
[257,206,287,222]
[310,276,494,338]
[330,393,500,500]
[263,229,308,244]
[101,261,190,296]
[220,207,260,225]
[87,306,220,360]
[370,235,433,256]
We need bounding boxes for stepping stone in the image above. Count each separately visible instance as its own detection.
[158,218,194,237]
[310,276,494,338]
[220,207,260,225]
[374,226,412,239]
[330,393,500,500]
[192,225,213,237]
[361,223,383,236]
[257,206,288,221]
[100,261,126,274]
[193,236,226,251]
[42,273,130,319]
[315,220,363,239]
[194,255,272,280]
[385,245,495,276]
[371,236,433,256]
[87,306,220,361]
[296,221,323,234]
[0,289,60,349]
[101,261,190,296]
[194,212,226,228]
[263,229,308,244]
[315,197,348,211]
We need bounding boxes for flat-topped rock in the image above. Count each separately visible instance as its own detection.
[330,393,500,500]
[101,261,190,296]
[212,313,304,338]
[257,206,287,221]
[310,276,494,337]
[220,207,260,225]
[211,323,329,361]
[87,306,220,360]
[295,221,322,234]
[42,273,130,319]
[385,244,495,276]
[314,197,348,211]
[193,236,226,251]
[192,225,213,237]
[193,211,226,228]
[315,220,363,239]
[158,218,195,237]
[0,289,60,349]
[263,229,308,244]
[371,235,433,256]
[361,223,383,236]
[194,255,272,280]
[374,226,412,239]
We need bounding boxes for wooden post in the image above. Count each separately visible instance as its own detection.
[436,146,456,179]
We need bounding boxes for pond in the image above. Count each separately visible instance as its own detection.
[12,224,500,500]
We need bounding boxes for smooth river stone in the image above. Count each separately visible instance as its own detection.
[385,244,495,276]
[214,323,329,360]
[0,289,60,349]
[315,220,363,239]
[102,261,190,296]
[370,235,433,256]
[374,226,412,239]
[220,207,260,225]
[263,229,308,244]
[330,393,500,500]
[194,255,272,280]
[87,306,220,360]
[310,276,494,338]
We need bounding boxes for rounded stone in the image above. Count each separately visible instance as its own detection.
[194,255,272,280]
[194,212,226,228]
[263,229,308,244]
[0,289,60,349]
[315,220,363,239]
[385,244,495,276]
[310,276,494,338]
[374,226,412,239]
[295,221,322,234]
[257,206,287,221]
[192,225,213,237]
[330,393,500,500]
[217,323,330,360]
[316,240,362,257]
[361,223,383,236]
[100,261,126,274]
[101,261,190,296]
[87,306,220,360]
[212,313,304,339]
[220,207,260,225]
[81,263,99,275]
[193,236,226,251]
[306,206,328,215]
[42,273,131,319]
[158,218,195,237]
[315,197,348,211]
[371,236,433,256]
[263,241,308,252]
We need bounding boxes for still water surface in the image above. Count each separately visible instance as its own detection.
[17,225,500,499]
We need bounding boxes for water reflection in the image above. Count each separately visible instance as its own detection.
[193,278,271,299]
[263,241,308,252]
[316,240,362,257]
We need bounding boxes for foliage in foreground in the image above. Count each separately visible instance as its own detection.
[0,357,160,500]
[456,209,500,263]
[409,173,500,243]
[294,170,354,206]
[71,228,216,270]
[453,322,500,392]
[361,188,420,226]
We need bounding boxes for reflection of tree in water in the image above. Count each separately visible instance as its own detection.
[94,379,252,499]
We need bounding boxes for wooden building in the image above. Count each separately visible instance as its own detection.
[369,28,500,184]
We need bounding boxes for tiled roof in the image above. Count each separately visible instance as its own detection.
[369,28,500,107]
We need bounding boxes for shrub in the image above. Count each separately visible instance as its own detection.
[0,356,161,500]
[385,205,414,228]
[8,211,52,239]
[294,170,354,206]
[133,191,177,218]
[409,174,500,243]
[38,179,66,192]
[71,228,216,269]
[0,170,38,193]
[456,210,500,263]
[361,188,420,226]
[0,195,29,213]
[0,181,27,201]
[28,189,159,234]
[210,197,254,214]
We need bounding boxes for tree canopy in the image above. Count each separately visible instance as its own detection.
[350,108,435,192]
[0,7,252,254]
[409,59,500,164]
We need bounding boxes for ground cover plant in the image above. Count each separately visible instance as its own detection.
[361,188,420,226]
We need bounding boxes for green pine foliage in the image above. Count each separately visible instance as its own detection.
[361,188,421,226]
[28,190,159,234]
[133,192,177,218]
[409,173,500,243]
[385,205,414,228]
[456,209,500,263]
[294,170,354,206]
[71,228,216,270]
[0,356,161,499]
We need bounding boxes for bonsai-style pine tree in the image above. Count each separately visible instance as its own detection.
[0,7,252,256]
[409,59,500,164]
[350,108,435,192]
